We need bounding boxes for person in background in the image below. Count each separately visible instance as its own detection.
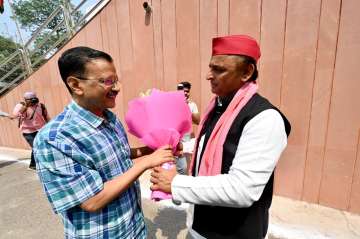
[177,81,200,125]
[151,35,291,238]
[33,46,174,239]
[10,92,49,170]
[176,81,200,174]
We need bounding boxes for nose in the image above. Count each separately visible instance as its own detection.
[206,70,213,81]
[112,81,121,91]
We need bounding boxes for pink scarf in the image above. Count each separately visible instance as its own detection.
[188,82,258,176]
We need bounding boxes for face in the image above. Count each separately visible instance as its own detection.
[24,99,32,106]
[183,88,190,100]
[68,58,120,116]
[24,98,38,106]
[206,55,248,97]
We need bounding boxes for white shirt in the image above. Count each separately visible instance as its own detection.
[182,100,199,143]
[188,101,199,114]
[171,109,287,237]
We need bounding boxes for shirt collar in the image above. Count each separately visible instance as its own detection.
[216,92,236,112]
[68,101,117,128]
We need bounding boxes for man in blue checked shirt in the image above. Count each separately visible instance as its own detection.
[33,46,174,239]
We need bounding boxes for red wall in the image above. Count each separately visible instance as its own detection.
[1,0,359,214]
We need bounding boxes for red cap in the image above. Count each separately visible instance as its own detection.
[212,35,261,62]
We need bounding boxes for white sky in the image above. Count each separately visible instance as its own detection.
[0,0,101,44]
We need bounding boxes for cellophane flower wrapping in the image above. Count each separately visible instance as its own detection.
[125,89,192,200]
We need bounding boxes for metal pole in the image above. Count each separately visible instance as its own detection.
[61,0,75,36]
[8,0,32,74]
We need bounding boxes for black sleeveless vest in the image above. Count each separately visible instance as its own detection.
[191,93,291,239]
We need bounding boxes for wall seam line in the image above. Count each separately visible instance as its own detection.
[318,0,343,205]
[279,0,288,109]
[301,0,323,201]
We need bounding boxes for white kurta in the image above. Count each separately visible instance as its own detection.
[171,109,288,238]
[182,100,199,142]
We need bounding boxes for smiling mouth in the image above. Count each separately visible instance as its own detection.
[107,91,118,98]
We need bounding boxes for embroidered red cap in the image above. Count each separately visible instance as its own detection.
[212,35,261,62]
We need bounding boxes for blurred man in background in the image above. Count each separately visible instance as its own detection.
[10,91,49,170]
[176,81,200,174]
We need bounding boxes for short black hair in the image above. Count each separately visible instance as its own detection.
[58,46,113,93]
[242,55,258,82]
[236,55,258,82]
[177,81,191,90]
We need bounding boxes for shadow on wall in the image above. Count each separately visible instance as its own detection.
[144,206,190,239]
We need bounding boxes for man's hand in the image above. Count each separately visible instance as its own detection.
[18,102,27,113]
[150,166,177,193]
[81,145,173,212]
[142,145,174,169]
[192,112,200,125]
[130,146,153,159]
[174,142,183,157]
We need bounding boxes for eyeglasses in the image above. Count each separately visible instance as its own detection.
[75,76,120,87]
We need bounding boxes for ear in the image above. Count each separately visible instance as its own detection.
[67,76,84,96]
[241,63,255,82]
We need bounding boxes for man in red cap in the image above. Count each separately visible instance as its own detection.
[151,35,291,238]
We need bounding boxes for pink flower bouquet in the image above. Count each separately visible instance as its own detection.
[125,89,192,200]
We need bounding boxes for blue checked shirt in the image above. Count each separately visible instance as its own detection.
[33,101,146,239]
